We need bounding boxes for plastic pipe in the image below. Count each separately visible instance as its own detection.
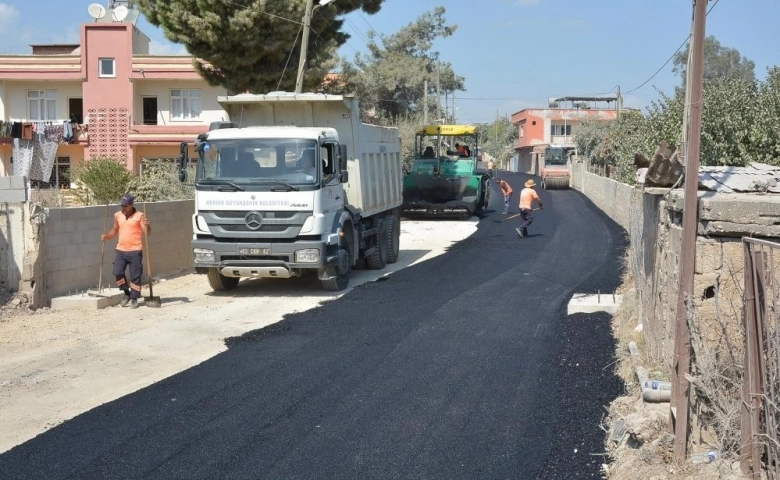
[629,341,672,403]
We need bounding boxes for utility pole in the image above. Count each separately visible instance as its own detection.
[294,0,315,93]
[436,62,441,122]
[671,0,707,463]
[451,92,455,124]
[295,0,332,93]
[423,79,429,125]
[616,85,623,118]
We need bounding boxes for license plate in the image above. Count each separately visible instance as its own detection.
[239,248,269,255]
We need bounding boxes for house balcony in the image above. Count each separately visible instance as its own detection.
[0,118,87,145]
[127,123,208,145]
[551,135,575,145]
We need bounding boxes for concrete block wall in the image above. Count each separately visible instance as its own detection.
[0,176,28,203]
[0,202,25,292]
[43,200,194,300]
[577,166,634,231]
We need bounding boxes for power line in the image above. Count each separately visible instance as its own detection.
[357,12,378,34]
[277,24,304,91]
[625,0,721,94]
[344,16,371,44]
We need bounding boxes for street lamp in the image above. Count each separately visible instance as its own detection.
[294,0,334,93]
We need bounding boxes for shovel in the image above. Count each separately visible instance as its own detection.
[87,203,110,297]
[495,208,541,223]
[142,202,161,308]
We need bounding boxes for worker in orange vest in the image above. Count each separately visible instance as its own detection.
[101,194,151,308]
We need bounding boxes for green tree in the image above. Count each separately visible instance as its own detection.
[699,76,759,166]
[329,7,464,122]
[477,116,517,167]
[72,157,136,205]
[577,69,780,184]
[750,66,780,163]
[136,0,385,94]
[672,35,756,86]
[129,159,195,202]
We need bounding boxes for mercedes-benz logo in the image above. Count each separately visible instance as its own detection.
[244,211,263,230]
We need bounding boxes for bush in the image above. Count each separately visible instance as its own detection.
[129,159,195,203]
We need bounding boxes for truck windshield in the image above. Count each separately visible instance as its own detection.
[196,138,319,185]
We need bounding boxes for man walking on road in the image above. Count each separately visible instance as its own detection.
[496,177,513,214]
[101,194,151,308]
[516,179,543,238]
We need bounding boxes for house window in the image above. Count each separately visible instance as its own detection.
[99,58,116,77]
[171,89,201,120]
[28,90,56,120]
[30,156,70,189]
[550,124,572,136]
[519,125,525,139]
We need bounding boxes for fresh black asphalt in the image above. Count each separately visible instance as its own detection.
[0,171,628,479]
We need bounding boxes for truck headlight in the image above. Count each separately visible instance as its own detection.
[193,248,215,263]
[295,249,320,263]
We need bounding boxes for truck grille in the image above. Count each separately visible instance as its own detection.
[200,210,309,240]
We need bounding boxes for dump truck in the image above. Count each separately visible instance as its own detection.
[540,145,575,190]
[178,92,403,292]
[401,124,490,219]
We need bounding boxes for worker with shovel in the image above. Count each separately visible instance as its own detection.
[101,194,150,309]
[516,179,543,238]
[496,177,513,214]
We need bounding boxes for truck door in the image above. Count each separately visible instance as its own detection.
[320,142,343,214]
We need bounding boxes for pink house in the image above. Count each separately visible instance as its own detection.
[511,96,620,174]
[0,8,228,187]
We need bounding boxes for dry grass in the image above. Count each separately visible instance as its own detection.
[603,253,744,479]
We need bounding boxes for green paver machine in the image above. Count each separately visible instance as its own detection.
[402,124,490,219]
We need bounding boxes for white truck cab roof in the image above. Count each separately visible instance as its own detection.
[204,126,339,142]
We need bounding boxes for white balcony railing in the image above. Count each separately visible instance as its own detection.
[551,135,574,145]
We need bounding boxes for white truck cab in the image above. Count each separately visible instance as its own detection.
[181,92,403,291]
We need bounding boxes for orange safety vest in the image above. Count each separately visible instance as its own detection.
[115,210,145,252]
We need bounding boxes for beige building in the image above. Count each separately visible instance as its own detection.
[0,4,228,187]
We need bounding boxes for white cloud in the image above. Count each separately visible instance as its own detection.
[0,3,20,30]
[149,40,188,55]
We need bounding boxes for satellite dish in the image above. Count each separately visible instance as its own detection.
[88,3,106,20]
[112,5,129,22]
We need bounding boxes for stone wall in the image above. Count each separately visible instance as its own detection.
[570,166,764,367]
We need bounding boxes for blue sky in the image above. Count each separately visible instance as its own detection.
[1,0,778,124]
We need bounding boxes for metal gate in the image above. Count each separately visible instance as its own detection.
[742,237,780,478]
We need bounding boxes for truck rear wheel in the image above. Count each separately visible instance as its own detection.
[385,216,400,264]
[366,220,388,270]
[207,267,239,291]
[322,235,352,291]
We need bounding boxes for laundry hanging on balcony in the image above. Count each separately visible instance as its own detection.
[0,120,76,143]
[12,123,62,182]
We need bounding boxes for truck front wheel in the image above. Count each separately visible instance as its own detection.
[207,267,239,291]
